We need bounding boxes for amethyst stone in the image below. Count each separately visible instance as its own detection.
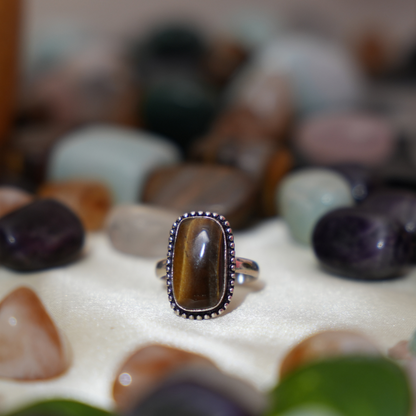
[128,381,251,416]
[0,199,84,271]
[312,208,412,280]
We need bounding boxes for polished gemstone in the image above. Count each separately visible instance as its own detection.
[0,199,84,271]
[113,344,215,412]
[142,165,257,229]
[0,186,33,218]
[38,180,112,231]
[268,357,410,416]
[173,217,225,311]
[228,37,363,116]
[277,169,354,245]
[127,366,263,416]
[294,113,395,167]
[106,205,180,258]
[312,208,413,280]
[0,287,69,380]
[48,125,180,203]
[280,330,379,378]
[142,78,217,152]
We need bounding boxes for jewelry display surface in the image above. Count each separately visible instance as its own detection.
[0,218,415,411]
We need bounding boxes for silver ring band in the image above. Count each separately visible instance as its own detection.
[155,257,259,285]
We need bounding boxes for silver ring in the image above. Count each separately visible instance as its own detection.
[155,211,260,320]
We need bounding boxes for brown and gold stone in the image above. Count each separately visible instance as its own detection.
[173,217,226,311]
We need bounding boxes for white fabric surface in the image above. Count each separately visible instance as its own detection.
[0,218,415,412]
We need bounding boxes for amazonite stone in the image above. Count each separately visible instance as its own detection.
[47,126,180,203]
[277,169,354,245]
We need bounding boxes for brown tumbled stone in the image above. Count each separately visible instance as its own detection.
[0,287,70,380]
[38,180,112,231]
[141,164,258,229]
[106,204,181,258]
[173,217,225,311]
[0,186,33,218]
[113,344,215,412]
[280,330,379,378]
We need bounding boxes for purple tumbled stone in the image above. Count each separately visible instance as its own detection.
[312,207,412,280]
[0,199,84,271]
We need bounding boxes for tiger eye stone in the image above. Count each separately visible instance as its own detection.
[173,217,225,311]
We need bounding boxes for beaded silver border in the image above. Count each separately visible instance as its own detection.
[166,211,236,320]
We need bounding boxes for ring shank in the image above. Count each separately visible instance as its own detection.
[155,257,259,285]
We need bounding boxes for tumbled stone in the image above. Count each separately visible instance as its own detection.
[47,125,180,203]
[0,199,84,271]
[280,331,379,378]
[5,399,113,416]
[224,73,292,141]
[228,36,363,116]
[362,190,416,261]
[142,165,257,229]
[312,208,413,280]
[142,78,217,152]
[113,344,215,412]
[173,217,225,311]
[294,113,395,167]
[127,366,264,416]
[277,169,354,245]
[106,205,180,258]
[0,186,33,218]
[0,287,69,380]
[268,357,410,416]
[38,180,112,231]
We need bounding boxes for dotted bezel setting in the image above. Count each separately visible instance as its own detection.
[166,211,236,320]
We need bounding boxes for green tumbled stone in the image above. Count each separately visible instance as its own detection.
[267,357,410,416]
[173,217,226,311]
[5,400,114,416]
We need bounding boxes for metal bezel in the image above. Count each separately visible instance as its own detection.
[166,211,236,320]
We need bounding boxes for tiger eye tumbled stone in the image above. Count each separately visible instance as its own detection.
[142,165,257,229]
[173,217,225,311]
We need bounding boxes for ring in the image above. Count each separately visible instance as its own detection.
[155,211,260,320]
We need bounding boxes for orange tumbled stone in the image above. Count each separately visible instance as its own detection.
[0,186,33,218]
[173,217,226,311]
[38,180,112,230]
[280,330,379,378]
[0,287,70,380]
[113,344,215,412]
